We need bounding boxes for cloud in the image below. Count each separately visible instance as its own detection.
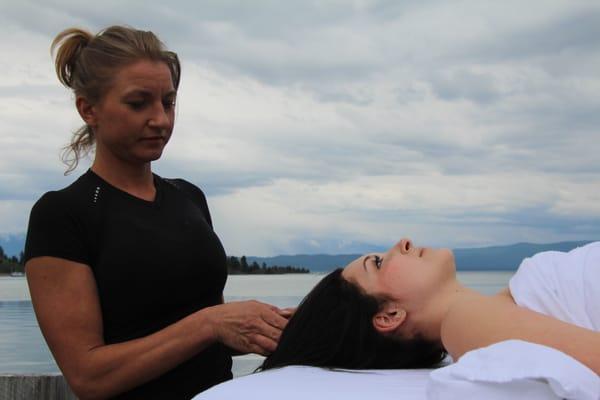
[0,201,35,235]
[1,0,599,255]
[466,7,600,65]
[206,171,600,255]
[429,69,501,104]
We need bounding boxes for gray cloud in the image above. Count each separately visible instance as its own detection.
[0,84,61,98]
[1,0,599,254]
[429,70,501,104]
[467,9,600,65]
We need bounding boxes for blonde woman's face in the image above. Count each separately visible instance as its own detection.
[88,60,176,165]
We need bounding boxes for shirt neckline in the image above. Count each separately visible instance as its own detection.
[85,169,163,207]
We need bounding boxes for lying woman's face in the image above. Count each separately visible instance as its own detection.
[342,238,456,306]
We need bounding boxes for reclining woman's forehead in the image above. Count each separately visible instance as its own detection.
[342,255,363,277]
[341,254,378,291]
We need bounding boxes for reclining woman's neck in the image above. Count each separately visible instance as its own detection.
[408,281,478,343]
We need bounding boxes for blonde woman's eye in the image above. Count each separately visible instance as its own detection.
[127,100,145,110]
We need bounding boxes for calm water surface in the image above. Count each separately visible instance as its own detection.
[0,272,512,377]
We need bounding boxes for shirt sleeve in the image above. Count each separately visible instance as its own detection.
[24,191,91,265]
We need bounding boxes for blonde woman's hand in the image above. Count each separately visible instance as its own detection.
[207,300,290,355]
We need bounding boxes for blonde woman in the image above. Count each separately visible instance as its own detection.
[25,26,290,400]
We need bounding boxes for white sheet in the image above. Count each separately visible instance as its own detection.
[509,241,600,330]
[195,342,599,400]
[193,366,433,400]
[429,242,600,399]
[427,340,600,400]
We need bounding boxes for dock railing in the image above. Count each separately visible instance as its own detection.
[0,374,77,399]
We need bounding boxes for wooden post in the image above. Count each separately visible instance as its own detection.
[0,374,77,400]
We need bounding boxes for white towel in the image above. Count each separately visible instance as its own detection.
[428,242,600,399]
[427,340,600,400]
[509,241,600,330]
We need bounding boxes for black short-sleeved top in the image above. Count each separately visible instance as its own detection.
[25,169,232,399]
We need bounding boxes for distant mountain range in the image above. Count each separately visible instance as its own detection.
[1,233,594,272]
[247,241,595,272]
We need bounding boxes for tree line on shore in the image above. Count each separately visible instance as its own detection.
[0,246,309,275]
[227,255,309,274]
[0,246,25,274]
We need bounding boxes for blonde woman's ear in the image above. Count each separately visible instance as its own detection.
[372,303,406,334]
[76,96,97,127]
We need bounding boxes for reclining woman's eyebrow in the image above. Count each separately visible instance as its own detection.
[363,255,372,270]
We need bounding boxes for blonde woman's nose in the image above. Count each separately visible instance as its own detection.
[148,102,171,129]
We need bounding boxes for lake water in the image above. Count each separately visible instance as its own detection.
[0,271,513,377]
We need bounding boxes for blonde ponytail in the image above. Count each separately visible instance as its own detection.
[51,28,93,89]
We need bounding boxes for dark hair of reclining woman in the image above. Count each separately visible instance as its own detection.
[261,268,446,370]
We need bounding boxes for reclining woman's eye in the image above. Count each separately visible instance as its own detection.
[374,255,383,269]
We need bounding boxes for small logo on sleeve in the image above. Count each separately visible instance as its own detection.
[93,186,101,203]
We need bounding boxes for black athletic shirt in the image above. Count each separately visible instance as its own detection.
[24,169,232,399]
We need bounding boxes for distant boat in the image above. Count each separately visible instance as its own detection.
[10,271,24,277]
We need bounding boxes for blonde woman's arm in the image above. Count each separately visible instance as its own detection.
[27,256,288,400]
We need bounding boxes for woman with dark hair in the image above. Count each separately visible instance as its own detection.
[262,239,600,375]
[24,26,290,400]
[261,269,446,370]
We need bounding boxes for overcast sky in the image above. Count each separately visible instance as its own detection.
[1,0,599,256]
